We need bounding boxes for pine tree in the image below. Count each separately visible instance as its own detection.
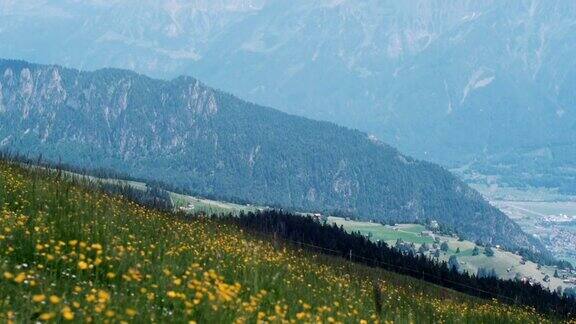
[448,255,459,271]
[440,242,449,252]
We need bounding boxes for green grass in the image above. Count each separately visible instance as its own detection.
[170,192,257,216]
[328,217,434,244]
[39,165,260,216]
[0,161,553,323]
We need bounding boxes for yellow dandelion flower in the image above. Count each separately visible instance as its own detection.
[13,272,26,283]
[39,312,55,321]
[97,290,110,303]
[49,295,61,304]
[61,307,74,320]
[32,294,46,302]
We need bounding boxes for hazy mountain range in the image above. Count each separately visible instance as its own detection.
[1,0,575,192]
[0,58,547,257]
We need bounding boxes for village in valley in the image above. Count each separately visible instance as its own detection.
[321,215,576,297]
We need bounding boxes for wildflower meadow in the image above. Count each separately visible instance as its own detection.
[0,161,567,323]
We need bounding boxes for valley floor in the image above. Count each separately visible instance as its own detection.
[469,183,576,267]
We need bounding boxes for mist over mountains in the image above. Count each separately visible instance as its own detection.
[1,0,575,191]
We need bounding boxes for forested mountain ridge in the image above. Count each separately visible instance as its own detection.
[2,0,574,192]
[0,58,546,256]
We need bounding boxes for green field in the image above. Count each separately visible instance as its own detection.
[170,192,258,216]
[328,217,434,244]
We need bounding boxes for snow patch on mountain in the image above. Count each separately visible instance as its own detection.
[461,68,495,103]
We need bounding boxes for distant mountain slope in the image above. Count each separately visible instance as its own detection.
[0,59,546,256]
[1,0,574,191]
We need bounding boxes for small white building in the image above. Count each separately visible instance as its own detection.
[179,203,195,212]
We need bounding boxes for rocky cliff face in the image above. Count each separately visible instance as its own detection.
[0,59,548,256]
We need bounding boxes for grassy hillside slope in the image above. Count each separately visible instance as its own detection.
[0,161,554,323]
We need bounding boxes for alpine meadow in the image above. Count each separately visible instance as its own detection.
[0,159,570,323]
[1,1,576,323]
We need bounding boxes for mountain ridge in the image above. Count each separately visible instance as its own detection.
[0,58,548,257]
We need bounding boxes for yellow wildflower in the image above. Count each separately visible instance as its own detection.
[61,307,74,320]
[49,295,61,304]
[39,312,55,321]
[77,261,88,270]
[97,290,110,303]
[32,294,46,302]
[13,272,26,283]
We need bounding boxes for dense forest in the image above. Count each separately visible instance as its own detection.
[0,59,548,257]
[222,210,576,319]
